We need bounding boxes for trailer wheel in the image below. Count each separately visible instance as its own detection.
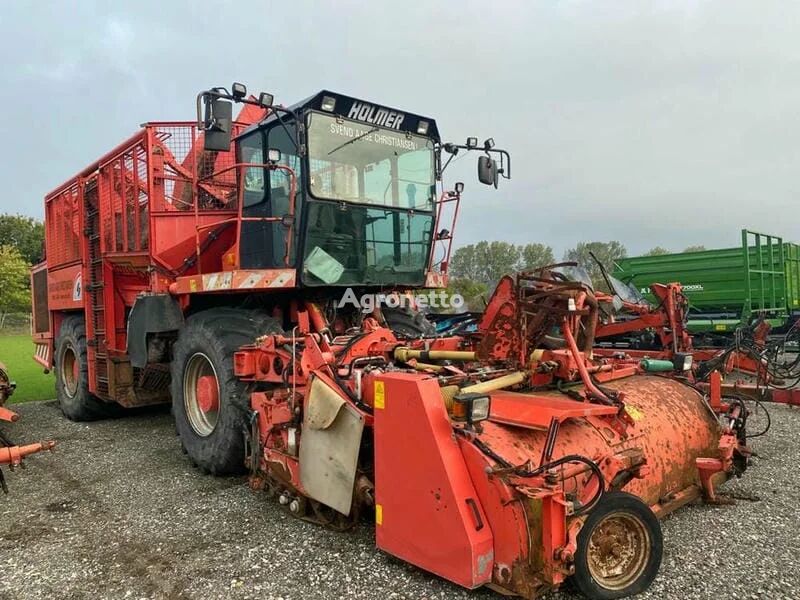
[171,309,282,475]
[571,491,662,600]
[54,315,116,421]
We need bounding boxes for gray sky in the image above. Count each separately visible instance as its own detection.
[2,1,798,257]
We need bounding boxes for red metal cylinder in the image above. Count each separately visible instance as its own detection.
[478,375,720,508]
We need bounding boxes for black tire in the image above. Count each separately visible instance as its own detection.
[571,491,662,600]
[54,315,117,421]
[171,308,282,475]
[382,306,436,338]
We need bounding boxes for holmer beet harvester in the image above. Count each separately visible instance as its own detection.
[32,83,750,598]
[0,362,55,492]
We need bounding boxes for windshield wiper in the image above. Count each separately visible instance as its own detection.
[328,126,380,155]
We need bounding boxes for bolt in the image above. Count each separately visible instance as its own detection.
[278,493,290,505]
[555,548,574,562]
[289,499,301,513]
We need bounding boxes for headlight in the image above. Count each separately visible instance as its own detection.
[452,392,491,424]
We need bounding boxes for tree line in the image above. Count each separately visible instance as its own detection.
[0,215,45,318]
[448,240,707,310]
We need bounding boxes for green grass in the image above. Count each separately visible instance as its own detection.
[0,335,54,403]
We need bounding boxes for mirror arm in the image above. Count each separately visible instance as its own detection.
[196,88,230,130]
[439,152,457,175]
[497,148,511,179]
[197,88,301,152]
[438,141,512,180]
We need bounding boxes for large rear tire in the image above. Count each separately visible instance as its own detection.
[170,308,282,475]
[571,491,662,599]
[54,315,117,421]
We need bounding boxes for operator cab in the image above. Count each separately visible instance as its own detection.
[198,85,509,289]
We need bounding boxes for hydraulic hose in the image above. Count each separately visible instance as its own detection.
[463,433,605,516]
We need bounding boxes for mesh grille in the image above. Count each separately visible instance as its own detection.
[97,136,149,253]
[45,185,81,267]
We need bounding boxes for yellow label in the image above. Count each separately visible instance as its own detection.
[714,324,727,331]
[189,279,198,292]
[374,381,385,409]
[375,504,383,525]
[626,405,645,422]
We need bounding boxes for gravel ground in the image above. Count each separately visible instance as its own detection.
[1,400,799,600]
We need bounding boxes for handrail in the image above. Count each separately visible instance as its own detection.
[190,160,298,273]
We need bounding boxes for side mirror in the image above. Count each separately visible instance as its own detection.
[477,156,498,188]
[203,97,233,152]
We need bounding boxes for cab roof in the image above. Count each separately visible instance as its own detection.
[241,90,440,141]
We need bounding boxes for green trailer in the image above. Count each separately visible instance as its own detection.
[613,230,800,335]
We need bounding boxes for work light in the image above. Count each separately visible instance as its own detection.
[321,96,337,112]
[466,137,478,149]
[231,82,247,99]
[451,392,491,425]
[258,92,274,107]
[417,120,429,135]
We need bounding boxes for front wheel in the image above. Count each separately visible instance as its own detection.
[170,309,282,475]
[571,491,662,599]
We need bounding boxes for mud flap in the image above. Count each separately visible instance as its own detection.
[127,294,184,368]
[300,375,364,515]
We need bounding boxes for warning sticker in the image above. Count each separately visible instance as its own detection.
[626,405,645,422]
[374,381,385,409]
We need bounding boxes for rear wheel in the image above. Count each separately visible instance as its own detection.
[54,315,117,421]
[171,309,282,475]
[571,491,662,599]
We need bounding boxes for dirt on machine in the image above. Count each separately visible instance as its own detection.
[32,83,752,598]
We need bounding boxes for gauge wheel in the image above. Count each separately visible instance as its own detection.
[572,491,662,599]
[171,308,282,475]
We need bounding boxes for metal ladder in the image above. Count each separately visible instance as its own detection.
[83,183,108,398]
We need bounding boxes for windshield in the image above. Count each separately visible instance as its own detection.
[552,265,594,290]
[306,112,435,210]
[609,275,648,305]
[302,202,433,287]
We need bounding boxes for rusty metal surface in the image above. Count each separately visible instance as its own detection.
[478,376,720,508]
